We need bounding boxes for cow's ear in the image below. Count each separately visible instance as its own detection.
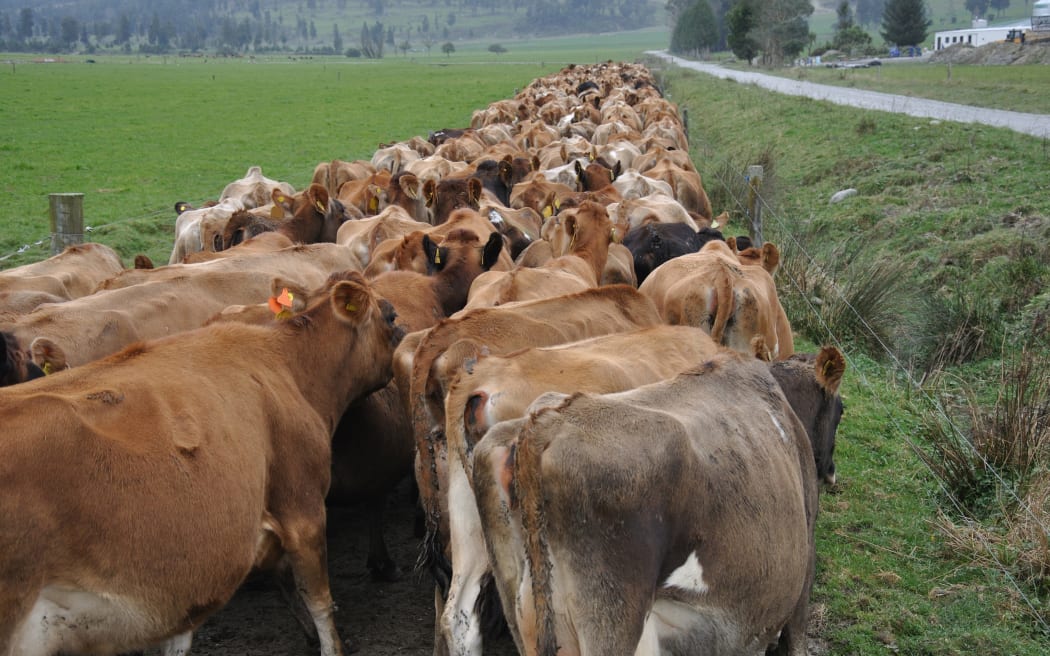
[308,184,330,214]
[271,188,293,218]
[400,173,421,200]
[423,179,437,207]
[815,346,846,396]
[574,160,585,178]
[761,242,780,275]
[174,201,193,215]
[422,235,443,274]
[498,159,513,185]
[531,155,541,172]
[30,337,67,376]
[330,277,374,324]
[133,254,154,270]
[612,160,622,180]
[725,236,738,253]
[467,178,483,205]
[270,279,309,314]
[481,232,503,270]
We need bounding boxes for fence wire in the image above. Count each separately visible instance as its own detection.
[685,105,1048,634]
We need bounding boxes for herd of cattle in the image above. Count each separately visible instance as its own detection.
[0,61,846,656]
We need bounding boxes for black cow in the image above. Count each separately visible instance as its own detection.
[623,223,724,283]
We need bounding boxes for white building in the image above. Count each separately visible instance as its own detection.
[933,18,1031,51]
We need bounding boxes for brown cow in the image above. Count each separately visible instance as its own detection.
[0,271,403,656]
[398,285,664,600]
[0,243,124,302]
[472,348,846,656]
[437,326,724,655]
[424,177,483,226]
[639,239,794,361]
[465,201,615,309]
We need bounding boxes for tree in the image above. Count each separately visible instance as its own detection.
[488,43,506,54]
[836,0,854,30]
[333,24,342,53]
[989,0,1011,13]
[442,41,454,56]
[60,16,79,49]
[18,7,32,40]
[670,1,719,55]
[832,0,874,53]
[360,21,384,58]
[965,0,991,18]
[753,0,814,65]
[726,0,759,63]
[881,0,931,47]
[856,0,886,26]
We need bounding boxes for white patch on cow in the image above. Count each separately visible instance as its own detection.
[481,391,505,433]
[161,631,193,656]
[662,551,709,595]
[14,586,154,656]
[488,209,504,225]
[767,409,788,443]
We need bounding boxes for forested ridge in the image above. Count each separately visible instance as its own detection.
[0,0,667,54]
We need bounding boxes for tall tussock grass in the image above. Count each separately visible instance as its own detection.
[918,345,1050,596]
[776,225,908,354]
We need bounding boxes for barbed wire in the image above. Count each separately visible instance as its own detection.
[685,107,1049,634]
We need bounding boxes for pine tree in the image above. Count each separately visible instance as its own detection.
[670,1,719,55]
[880,0,931,47]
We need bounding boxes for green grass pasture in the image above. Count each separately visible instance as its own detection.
[658,62,1050,654]
[0,29,668,268]
[776,62,1050,115]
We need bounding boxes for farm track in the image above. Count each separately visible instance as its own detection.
[648,50,1050,138]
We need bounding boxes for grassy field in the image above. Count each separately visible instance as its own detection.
[755,60,1050,115]
[0,29,669,268]
[2,35,1049,654]
[653,58,1050,653]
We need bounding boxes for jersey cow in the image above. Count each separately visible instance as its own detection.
[437,326,725,655]
[639,240,794,361]
[0,271,404,656]
[472,347,846,656]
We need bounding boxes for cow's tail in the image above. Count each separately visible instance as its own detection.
[516,411,560,656]
[709,264,736,347]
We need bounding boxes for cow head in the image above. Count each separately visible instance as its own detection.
[769,346,846,486]
[1,331,45,387]
[424,178,482,226]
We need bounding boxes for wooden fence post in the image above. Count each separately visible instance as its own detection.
[49,193,84,256]
[746,165,764,247]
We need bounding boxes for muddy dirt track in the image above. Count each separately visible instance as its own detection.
[181,482,518,656]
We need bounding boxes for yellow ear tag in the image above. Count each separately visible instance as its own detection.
[276,195,286,204]
[610,227,619,243]
[711,220,720,229]
[542,205,554,218]
[554,198,561,210]
[434,249,442,265]
[368,196,379,213]
[271,204,285,219]
[42,362,53,375]
[315,200,326,213]
[345,303,358,312]
[823,359,835,376]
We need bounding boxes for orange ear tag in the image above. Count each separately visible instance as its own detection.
[276,288,294,308]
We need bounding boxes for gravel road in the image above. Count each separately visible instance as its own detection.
[647,51,1050,138]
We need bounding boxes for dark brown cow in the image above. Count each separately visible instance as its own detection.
[0,330,45,386]
[424,177,483,226]
[472,347,846,656]
[0,271,403,655]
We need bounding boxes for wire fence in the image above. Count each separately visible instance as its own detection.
[688,110,1049,633]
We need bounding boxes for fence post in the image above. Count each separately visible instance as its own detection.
[745,165,764,247]
[49,193,84,256]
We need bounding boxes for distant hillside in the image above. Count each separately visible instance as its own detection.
[0,0,669,54]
